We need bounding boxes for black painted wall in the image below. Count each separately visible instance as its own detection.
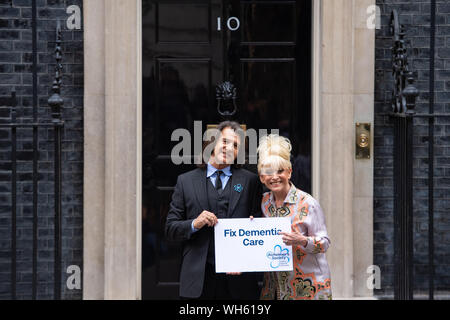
[0,0,83,299]
[375,0,450,298]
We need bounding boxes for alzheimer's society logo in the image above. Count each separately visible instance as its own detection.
[266,245,290,269]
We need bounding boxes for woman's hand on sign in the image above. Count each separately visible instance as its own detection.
[280,230,308,247]
[226,272,242,276]
[193,210,218,229]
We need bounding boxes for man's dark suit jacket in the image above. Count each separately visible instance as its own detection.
[165,167,263,299]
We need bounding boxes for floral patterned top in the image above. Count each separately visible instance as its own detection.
[260,183,332,300]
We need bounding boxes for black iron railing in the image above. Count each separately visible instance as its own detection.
[388,7,450,300]
[0,19,64,300]
[389,9,418,301]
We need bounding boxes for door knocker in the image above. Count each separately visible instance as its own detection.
[216,81,238,117]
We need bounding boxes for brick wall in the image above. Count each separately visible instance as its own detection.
[0,0,83,300]
[375,0,450,298]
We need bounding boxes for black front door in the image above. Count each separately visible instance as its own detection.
[142,0,312,299]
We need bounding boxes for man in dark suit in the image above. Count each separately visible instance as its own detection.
[165,121,263,299]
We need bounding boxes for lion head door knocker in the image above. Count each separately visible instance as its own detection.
[216,81,238,117]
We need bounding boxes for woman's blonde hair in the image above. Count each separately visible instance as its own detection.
[257,134,292,175]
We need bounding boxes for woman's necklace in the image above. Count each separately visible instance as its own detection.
[273,184,290,208]
[274,193,287,208]
[275,199,284,209]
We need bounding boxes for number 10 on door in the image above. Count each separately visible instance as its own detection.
[217,17,240,31]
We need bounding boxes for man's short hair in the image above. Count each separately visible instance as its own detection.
[197,120,245,169]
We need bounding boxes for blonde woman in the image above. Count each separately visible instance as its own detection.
[257,134,332,300]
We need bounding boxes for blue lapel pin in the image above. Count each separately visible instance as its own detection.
[234,184,243,193]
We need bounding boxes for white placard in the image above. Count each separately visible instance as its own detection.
[214,217,293,273]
